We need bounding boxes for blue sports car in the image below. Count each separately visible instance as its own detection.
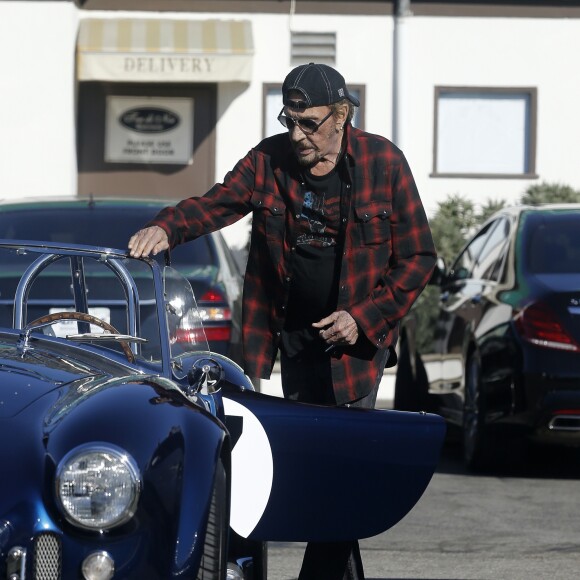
[0,240,445,579]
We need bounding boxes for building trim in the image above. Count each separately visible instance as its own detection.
[77,1,580,18]
[78,1,392,16]
[411,1,580,19]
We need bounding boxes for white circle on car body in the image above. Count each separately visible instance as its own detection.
[222,397,274,538]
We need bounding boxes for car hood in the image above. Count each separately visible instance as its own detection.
[0,331,131,417]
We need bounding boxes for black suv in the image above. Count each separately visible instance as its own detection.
[394,204,580,469]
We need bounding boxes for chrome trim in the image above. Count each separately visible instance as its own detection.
[56,443,141,531]
[14,253,61,329]
[11,248,144,358]
[6,546,26,580]
[548,414,580,431]
[82,551,115,580]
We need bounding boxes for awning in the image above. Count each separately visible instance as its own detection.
[77,18,254,82]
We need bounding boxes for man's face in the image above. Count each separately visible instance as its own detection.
[282,94,344,168]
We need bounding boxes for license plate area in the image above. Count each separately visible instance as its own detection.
[49,307,111,337]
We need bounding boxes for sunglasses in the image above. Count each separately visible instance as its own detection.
[277,108,334,135]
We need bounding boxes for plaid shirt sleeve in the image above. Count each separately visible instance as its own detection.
[346,137,436,349]
[146,151,258,245]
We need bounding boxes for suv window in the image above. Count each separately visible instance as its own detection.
[472,217,510,281]
[449,221,496,281]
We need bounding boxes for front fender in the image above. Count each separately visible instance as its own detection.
[1,379,227,578]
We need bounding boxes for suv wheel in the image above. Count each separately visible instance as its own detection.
[463,352,492,471]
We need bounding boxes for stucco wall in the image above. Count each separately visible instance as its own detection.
[0,2,79,198]
[1,2,579,248]
[401,16,580,215]
[211,12,393,179]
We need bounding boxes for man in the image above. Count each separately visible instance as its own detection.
[129,63,436,579]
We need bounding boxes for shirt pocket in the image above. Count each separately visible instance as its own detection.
[250,189,285,242]
[354,201,392,246]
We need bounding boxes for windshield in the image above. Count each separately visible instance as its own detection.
[0,243,209,370]
[163,266,210,357]
[0,244,162,361]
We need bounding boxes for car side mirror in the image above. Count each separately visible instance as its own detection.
[429,257,447,286]
[186,358,224,396]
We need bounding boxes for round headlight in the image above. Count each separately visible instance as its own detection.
[82,551,115,580]
[56,444,140,530]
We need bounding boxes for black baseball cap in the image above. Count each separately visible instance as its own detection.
[282,63,360,109]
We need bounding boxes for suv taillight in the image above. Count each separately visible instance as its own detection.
[514,302,580,352]
[198,289,231,342]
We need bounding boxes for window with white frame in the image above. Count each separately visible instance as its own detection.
[433,87,537,177]
[263,84,365,139]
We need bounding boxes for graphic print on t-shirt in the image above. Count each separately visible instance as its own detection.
[297,190,336,248]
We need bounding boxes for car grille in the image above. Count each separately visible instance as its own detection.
[33,533,62,580]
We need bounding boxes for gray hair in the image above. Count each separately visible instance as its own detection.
[331,99,356,125]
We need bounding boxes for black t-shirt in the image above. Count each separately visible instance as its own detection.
[281,165,344,357]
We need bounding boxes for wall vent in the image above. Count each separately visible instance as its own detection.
[291,32,336,65]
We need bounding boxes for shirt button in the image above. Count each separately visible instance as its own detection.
[346,184,351,189]
[276,331,281,337]
[285,276,291,282]
[295,214,300,219]
[342,217,347,223]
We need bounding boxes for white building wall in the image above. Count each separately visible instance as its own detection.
[211,12,393,182]
[401,15,580,216]
[0,2,78,199]
[210,11,394,249]
[0,6,390,247]
[1,2,579,236]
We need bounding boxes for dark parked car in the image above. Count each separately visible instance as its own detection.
[0,239,445,579]
[394,204,580,470]
[0,197,243,363]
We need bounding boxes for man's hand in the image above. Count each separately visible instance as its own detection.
[128,226,170,258]
[313,310,359,347]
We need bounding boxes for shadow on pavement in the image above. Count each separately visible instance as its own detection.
[435,425,580,480]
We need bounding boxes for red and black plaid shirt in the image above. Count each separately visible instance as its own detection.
[148,126,436,404]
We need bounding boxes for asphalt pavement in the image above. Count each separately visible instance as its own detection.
[267,434,580,580]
